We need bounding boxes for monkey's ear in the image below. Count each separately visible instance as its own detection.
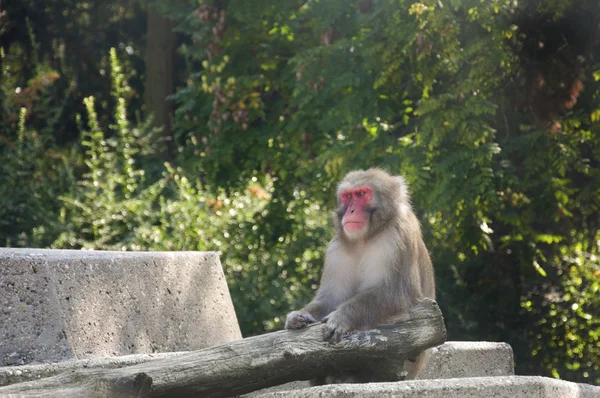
[396,176,410,200]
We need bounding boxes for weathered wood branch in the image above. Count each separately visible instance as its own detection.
[0,299,446,398]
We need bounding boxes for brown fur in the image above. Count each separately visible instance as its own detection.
[285,168,436,381]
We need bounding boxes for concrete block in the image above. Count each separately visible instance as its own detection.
[419,341,514,379]
[0,248,241,365]
[253,376,600,398]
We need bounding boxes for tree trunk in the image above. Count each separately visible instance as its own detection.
[144,5,176,159]
[0,299,446,398]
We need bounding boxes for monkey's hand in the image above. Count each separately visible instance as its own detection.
[285,311,317,330]
[321,310,353,343]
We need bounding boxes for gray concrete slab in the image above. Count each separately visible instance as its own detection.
[0,248,241,366]
[253,376,600,398]
[419,341,514,379]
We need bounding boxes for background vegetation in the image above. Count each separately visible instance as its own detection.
[2,0,599,385]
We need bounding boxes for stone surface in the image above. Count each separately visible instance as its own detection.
[253,376,600,398]
[0,248,241,366]
[419,341,514,379]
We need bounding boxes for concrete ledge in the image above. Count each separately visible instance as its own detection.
[254,376,600,398]
[0,248,241,366]
[419,341,514,379]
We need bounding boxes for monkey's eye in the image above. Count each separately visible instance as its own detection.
[345,193,352,199]
[358,190,366,197]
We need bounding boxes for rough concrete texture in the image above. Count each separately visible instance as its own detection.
[419,341,514,379]
[254,376,600,398]
[0,248,241,366]
[247,341,515,396]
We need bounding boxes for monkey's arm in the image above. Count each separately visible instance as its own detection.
[286,241,347,330]
[301,299,332,320]
[285,299,332,330]
[322,285,419,341]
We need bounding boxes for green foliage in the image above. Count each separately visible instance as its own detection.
[524,243,600,381]
[166,0,600,385]
[54,48,160,249]
[0,108,72,247]
[0,0,147,143]
[0,27,74,247]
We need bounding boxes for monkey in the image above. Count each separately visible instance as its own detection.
[285,168,436,382]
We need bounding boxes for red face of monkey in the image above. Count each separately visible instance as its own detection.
[339,185,373,238]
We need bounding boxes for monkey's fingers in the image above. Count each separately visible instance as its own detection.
[333,331,344,342]
[322,321,346,342]
[322,326,346,343]
[285,311,316,329]
[322,324,337,341]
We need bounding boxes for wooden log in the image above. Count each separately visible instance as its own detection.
[0,299,446,398]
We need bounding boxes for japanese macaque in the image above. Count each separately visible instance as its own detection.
[285,168,435,381]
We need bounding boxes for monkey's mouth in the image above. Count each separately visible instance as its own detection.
[343,221,366,232]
